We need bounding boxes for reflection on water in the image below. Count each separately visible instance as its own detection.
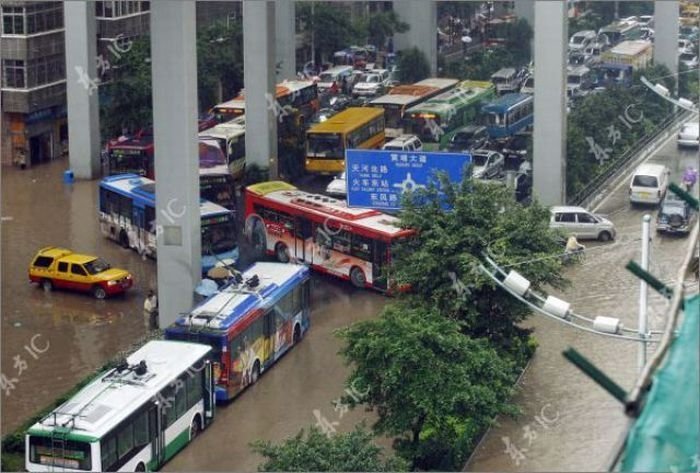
[2,160,156,435]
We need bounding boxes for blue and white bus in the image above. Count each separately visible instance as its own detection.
[481,93,534,139]
[165,262,311,402]
[26,341,215,472]
[98,174,238,273]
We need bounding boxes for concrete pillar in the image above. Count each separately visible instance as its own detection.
[275,0,296,81]
[64,1,100,179]
[243,0,278,178]
[654,1,679,90]
[393,0,437,76]
[150,1,201,328]
[533,0,567,206]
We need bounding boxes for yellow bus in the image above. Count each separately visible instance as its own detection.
[305,107,385,174]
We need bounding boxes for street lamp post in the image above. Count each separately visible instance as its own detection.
[638,214,651,372]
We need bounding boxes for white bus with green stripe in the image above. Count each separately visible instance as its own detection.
[25,341,215,472]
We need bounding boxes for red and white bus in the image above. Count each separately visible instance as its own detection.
[244,181,415,291]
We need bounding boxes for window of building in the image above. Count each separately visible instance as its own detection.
[1,6,25,35]
[2,59,26,88]
[26,54,65,87]
[25,3,64,34]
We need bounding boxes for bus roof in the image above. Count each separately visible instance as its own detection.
[246,181,413,238]
[606,39,652,55]
[481,93,532,113]
[214,80,314,111]
[307,107,384,134]
[370,78,459,106]
[405,80,494,116]
[198,118,246,140]
[491,67,517,79]
[169,262,310,332]
[27,341,211,440]
[100,174,230,217]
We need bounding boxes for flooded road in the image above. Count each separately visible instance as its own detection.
[1,160,156,435]
[164,276,389,472]
[465,135,699,471]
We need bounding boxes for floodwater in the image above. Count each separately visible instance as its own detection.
[465,138,699,471]
[1,159,157,435]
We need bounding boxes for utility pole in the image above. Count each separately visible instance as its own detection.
[638,214,651,372]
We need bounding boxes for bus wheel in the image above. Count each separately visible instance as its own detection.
[42,279,53,292]
[350,267,366,288]
[251,361,261,384]
[293,324,301,344]
[135,463,146,472]
[190,415,201,441]
[92,286,107,300]
[119,230,130,249]
[275,243,290,263]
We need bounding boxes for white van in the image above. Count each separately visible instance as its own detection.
[629,163,670,205]
[569,30,597,51]
[316,66,354,94]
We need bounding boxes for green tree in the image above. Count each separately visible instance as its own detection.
[391,176,565,364]
[337,304,517,470]
[504,19,533,64]
[100,37,153,138]
[297,3,362,64]
[251,425,407,472]
[357,10,409,50]
[197,19,244,112]
[397,47,431,83]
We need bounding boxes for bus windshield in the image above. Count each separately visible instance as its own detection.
[384,106,403,129]
[307,133,343,158]
[108,149,148,175]
[484,112,503,126]
[199,141,227,168]
[28,436,92,470]
[202,214,237,254]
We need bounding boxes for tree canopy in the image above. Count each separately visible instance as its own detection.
[391,175,564,364]
[397,47,431,83]
[251,425,406,472]
[337,303,517,470]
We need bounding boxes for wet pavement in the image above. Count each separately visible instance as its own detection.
[465,133,699,471]
[2,131,697,471]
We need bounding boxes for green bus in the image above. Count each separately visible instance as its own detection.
[403,80,496,150]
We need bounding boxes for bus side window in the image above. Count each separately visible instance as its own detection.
[296,217,312,239]
[351,234,372,260]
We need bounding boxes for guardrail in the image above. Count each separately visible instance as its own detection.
[568,108,693,208]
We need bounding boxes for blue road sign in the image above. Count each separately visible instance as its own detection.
[345,149,471,210]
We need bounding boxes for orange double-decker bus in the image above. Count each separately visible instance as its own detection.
[368,77,459,138]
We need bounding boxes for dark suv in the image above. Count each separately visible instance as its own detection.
[656,196,696,235]
[447,125,489,153]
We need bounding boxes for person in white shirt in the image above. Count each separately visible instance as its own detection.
[144,290,158,330]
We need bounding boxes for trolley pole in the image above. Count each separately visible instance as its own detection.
[638,214,651,373]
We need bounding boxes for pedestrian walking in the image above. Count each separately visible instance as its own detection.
[143,290,158,330]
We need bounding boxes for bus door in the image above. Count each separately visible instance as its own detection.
[149,403,165,467]
[132,205,146,251]
[202,360,215,425]
[294,217,313,262]
[372,240,388,290]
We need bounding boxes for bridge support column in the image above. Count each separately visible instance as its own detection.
[393,0,437,76]
[654,1,679,90]
[533,0,567,206]
[64,2,100,179]
[151,1,201,327]
[243,0,278,178]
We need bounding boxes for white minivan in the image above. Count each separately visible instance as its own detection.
[629,163,670,205]
[569,30,597,51]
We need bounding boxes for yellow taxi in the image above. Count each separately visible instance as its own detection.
[29,247,133,299]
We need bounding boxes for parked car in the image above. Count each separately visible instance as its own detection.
[326,171,347,196]
[679,52,699,69]
[29,247,133,299]
[500,133,530,160]
[447,125,490,153]
[678,122,699,147]
[470,149,504,179]
[382,134,423,151]
[656,195,696,235]
[549,206,616,241]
